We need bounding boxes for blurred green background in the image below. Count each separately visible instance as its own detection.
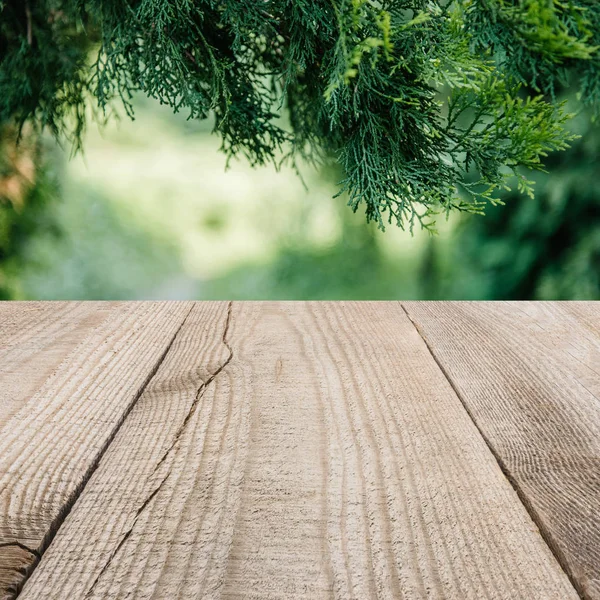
[1,93,598,300]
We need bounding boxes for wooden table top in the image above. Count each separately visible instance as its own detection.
[0,302,598,600]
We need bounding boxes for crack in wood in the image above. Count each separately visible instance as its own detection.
[84,301,234,598]
[82,471,172,599]
[9,304,196,600]
[0,542,39,559]
[152,300,234,476]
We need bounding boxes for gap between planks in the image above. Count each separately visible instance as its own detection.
[83,301,234,599]
[400,302,586,600]
[5,303,197,599]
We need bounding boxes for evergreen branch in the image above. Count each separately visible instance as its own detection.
[1,0,599,231]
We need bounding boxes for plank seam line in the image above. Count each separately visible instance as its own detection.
[11,303,196,600]
[83,301,234,598]
[82,470,173,599]
[151,300,234,476]
[0,542,40,559]
[400,303,586,600]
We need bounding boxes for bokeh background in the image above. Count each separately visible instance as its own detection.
[1,92,598,300]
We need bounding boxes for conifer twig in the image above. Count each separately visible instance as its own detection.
[25,1,32,46]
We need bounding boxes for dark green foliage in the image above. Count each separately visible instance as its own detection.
[464,0,600,105]
[435,104,600,299]
[1,0,599,229]
[0,165,60,299]
[0,0,92,147]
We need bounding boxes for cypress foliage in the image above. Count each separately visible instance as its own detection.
[1,0,599,230]
[434,101,600,300]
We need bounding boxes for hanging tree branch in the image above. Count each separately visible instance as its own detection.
[0,0,599,231]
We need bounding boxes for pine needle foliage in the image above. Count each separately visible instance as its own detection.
[1,0,599,230]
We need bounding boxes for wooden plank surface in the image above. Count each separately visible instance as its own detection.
[0,302,111,423]
[404,301,600,599]
[20,302,577,599]
[503,302,600,398]
[0,301,192,598]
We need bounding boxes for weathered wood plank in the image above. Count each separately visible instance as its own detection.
[503,302,600,398]
[0,302,114,424]
[18,301,234,599]
[21,302,577,599]
[404,301,600,599]
[0,301,192,598]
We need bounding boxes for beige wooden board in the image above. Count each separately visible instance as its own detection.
[0,302,114,424]
[0,301,192,598]
[404,301,600,599]
[504,301,600,400]
[21,302,577,599]
[0,302,115,595]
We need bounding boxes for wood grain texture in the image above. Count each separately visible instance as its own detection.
[0,302,111,423]
[21,302,577,600]
[503,302,600,399]
[404,301,600,599]
[0,301,192,598]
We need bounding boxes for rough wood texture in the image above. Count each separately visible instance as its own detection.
[503,302,600,399]
[404,301,600,599]
[0,302,109,423]
[0,301,192,598]
[20,302,577,600]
